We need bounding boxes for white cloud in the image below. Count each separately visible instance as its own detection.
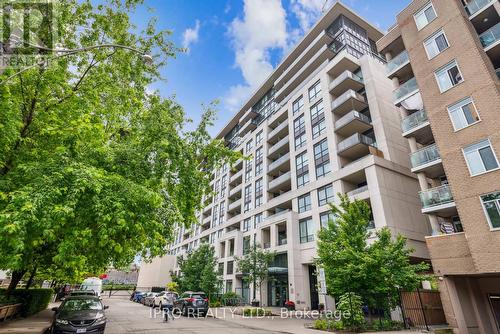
[224,0,288,112]
[182,20,201,51]
[290,0,335,33]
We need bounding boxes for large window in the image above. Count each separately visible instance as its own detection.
[435,60,463,93]
[255,178,263,207]
[255,147,263,176]
[414,2,437,30]
[463,139,499,176]
[299,218,315,243]
[294,114,307,150]
[320,211,335,229]
[296,151,309,188]
[481,191,500,229]
[244,185,252,212]
[256,130,263,146]
[243,236,251,254]
[245,159,253,182]
[226,261,234,275]
[219,201,225,225]
[318,184,334,206]
[447,97,480,131]
[308,80,322,102]
[292,95,304,115]
[245,139,253,153]
[424,29,449,59]
[314,139,331,178]
[298,193,312,213]
[254,213,263,228]
[243,218,251,232]
[310,101,325,139]
[221,175,228,196]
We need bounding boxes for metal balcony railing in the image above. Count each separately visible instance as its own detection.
[393,77,419,102]
[465,0,494,16]
[419,184,454,208]
[410,144,440,169]
[386,50,409,75]
[479,22,500,48]
[401,109,428,133]
[335,110,371,129]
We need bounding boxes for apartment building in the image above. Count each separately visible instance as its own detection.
[377,0,500,333]
[163,3,432,310]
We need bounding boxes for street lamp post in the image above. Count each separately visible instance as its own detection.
[1,42,153,84]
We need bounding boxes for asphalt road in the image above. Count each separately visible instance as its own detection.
[102,297,285,334]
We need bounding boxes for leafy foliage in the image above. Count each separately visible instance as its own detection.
[317,194,429,313]
[0,0,238,289]
[235,243,275,301]
[166,282,178,293]
[337,292,365,331]
[176,243,221,297]
[0,288,53,317]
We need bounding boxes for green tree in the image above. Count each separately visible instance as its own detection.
[166,282,178,293]
[176,243,221,297]
[336,292,365,331]
[235,243,276,303]
[0,0,238,294]
[317,194,429,314]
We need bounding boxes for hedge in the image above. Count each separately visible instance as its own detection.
[0,288,53,317]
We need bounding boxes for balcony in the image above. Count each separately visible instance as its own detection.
[229,169,243,185]
[419,185,456,216]
[268,136,290,159]
[268,172,291,192]
[263,209,291,223]
[240,108,258,124]
[267,121,289,141]
[347,185,369,197]
[334,110,372,137]
[393,77,419,106]
[410,144,444,178]
[329,70,364,96]
[386,50,412,79]
[401,110,433,144]
[479,22,500,52]
[202,216,211,228]
[465,0,495,17]
[227,199,242,214]
[228,184,242,199]
[337,133,376,160]
[268,153,290,174]
[202,204,212,216]
[239,119,258,137]
[233,158,243,171]
[331,90,367,116]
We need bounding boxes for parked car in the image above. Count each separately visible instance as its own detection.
[140,292,155,305]
[153,291,179,308]
[143,292,158,307]
[68,290,97,297]
[131,291,145,303]
[50,296,108,334]
[173,291,209,316]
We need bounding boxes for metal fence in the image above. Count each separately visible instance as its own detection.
[400,289,447,331]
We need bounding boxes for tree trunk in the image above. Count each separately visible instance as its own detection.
[6,270,26,296]
[25,266,37,289]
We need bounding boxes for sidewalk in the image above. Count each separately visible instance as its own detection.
[0,303,57,334]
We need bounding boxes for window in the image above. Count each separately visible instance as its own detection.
[255,178,263,207]
[221,175,228,196]
[299,217,315,243]
[243,236,251,254]
[226,261,234,275]
[314,139,331,178]
[246,139,253,153]
[243,218,252,232]
[256,130,263,146]
[414,2,436,30]
[292,95,304,115]
[255,147,263,176]
[219,201,226,225]
[294,114,307,150]
[245,159,253,182]
[254,213,263,228]
[212,203,218,227]
[318,184,334,206]
[320,211,335,229]
[424,29,449,59]
[214,180,220,199]
[218,263,224,275]
[463,139,499,176]
[481,191,500,229]
[308,80,322,102]
[435,61,463,92]
[296,151,309,188]
[298,193,312,213]
[244,185,252,212]
[448,97,480,131]
[310,101,325,139]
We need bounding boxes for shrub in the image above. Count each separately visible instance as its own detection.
[312,319,345,332]
[336,292,365,331]
[372,319,404,331]
[0,289,53,317]
[222,291,240,306]
[313,319,328,330]
[242,307,272,317]
[210,300,222,308]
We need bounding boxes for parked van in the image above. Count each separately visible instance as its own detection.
[80,277,103,297]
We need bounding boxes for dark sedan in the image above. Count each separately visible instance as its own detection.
[51,296,108,334]
[173,291,209,316]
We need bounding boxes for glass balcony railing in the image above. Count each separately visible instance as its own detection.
[386,50,409,74]
[479,22,500,48]
[393,77,419,102]
[335,110,371,130]
[464,0,494,16]
[419,184,454,208]
[410,144,441,169]
[401,109,428,133]
[338,133,376,152]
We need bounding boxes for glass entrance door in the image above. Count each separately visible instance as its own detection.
[268,274,288,307]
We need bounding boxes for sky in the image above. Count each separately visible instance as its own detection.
[130,0,411,136]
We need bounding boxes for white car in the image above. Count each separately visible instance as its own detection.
[153,291,178,308]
